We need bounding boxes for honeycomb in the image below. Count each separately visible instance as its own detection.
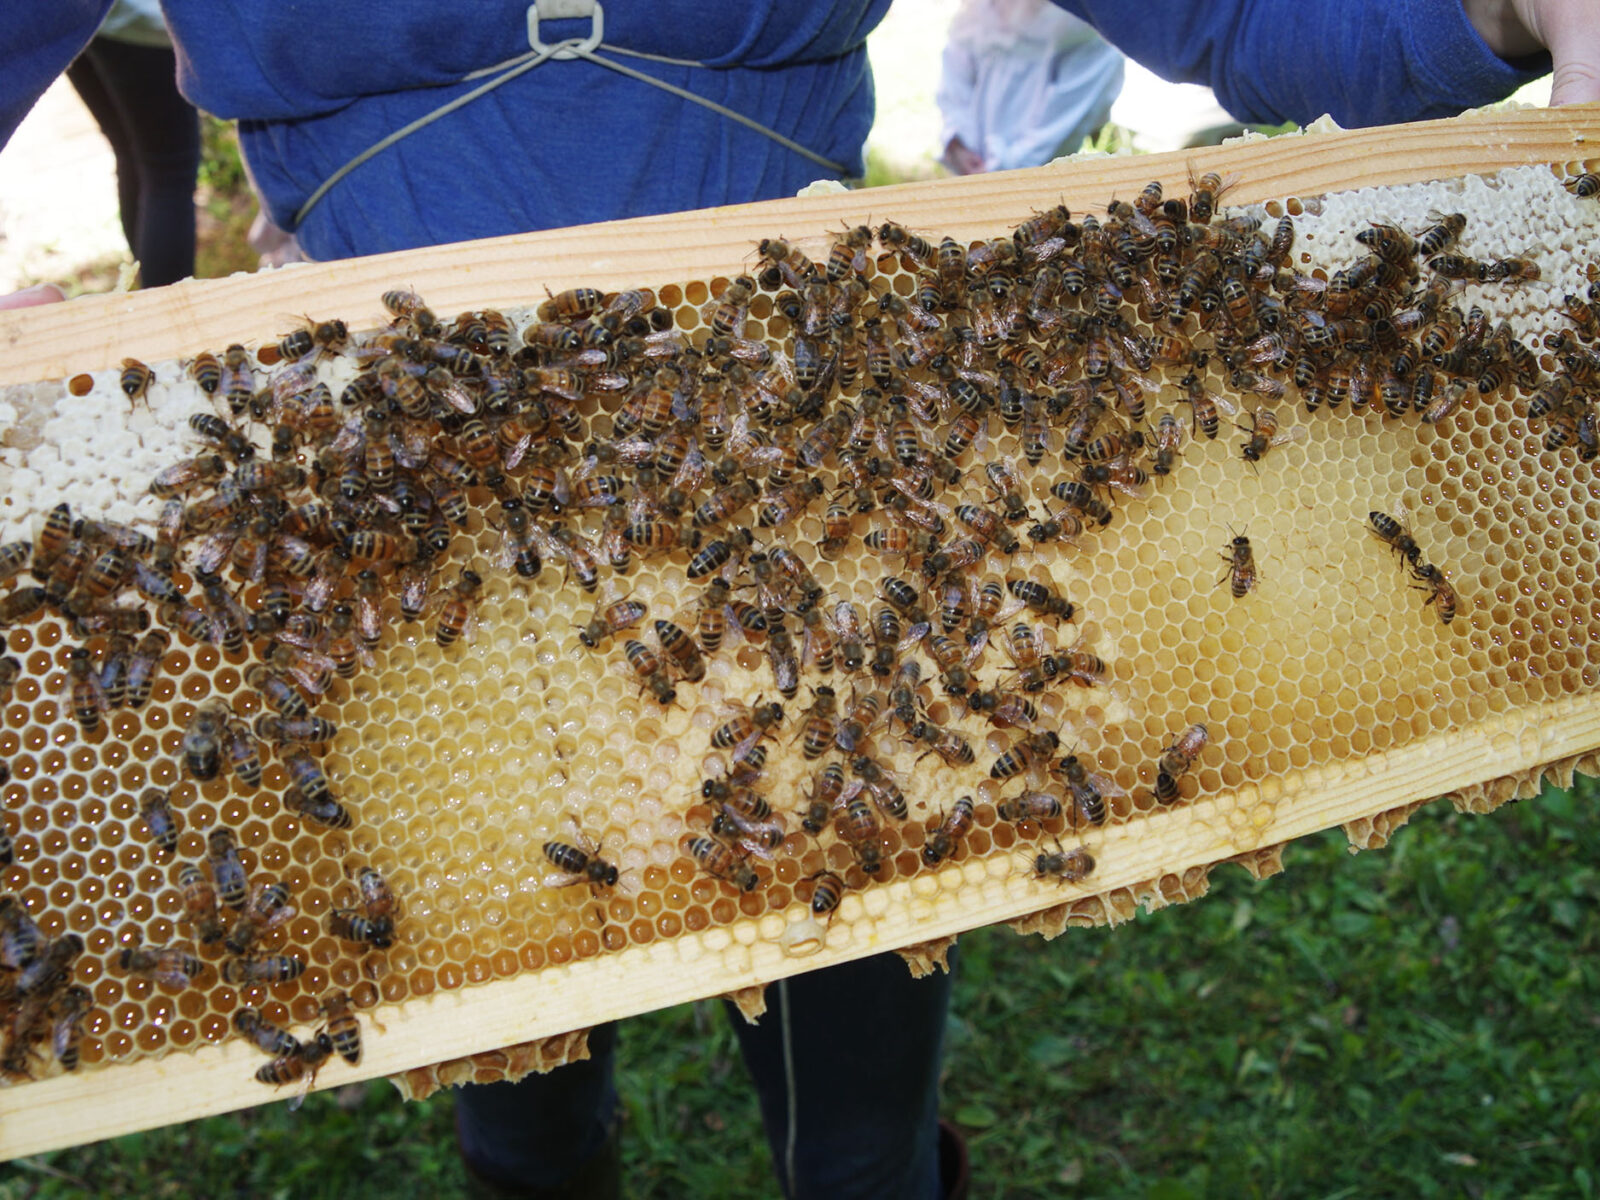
[0,154,1598,1135]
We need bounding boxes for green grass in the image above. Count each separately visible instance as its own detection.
[4,778,1596,1198]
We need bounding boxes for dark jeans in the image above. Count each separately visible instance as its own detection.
[65,37,200,288]
[455,951,955,1199]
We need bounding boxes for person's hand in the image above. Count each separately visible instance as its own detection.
[943,136,986,177]
[0,283,66,310]
[1467,0,1600,105]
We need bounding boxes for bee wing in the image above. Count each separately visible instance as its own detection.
[962,629,990,669]
[1269,426,1309,449]
[1212,389,1240,419]
[897,621,931,655]
[542,871,588,891]
[801,622,831,671]
[994,592,1029,623]
[434,378,479,416]
[733,835,779,861]
[1087,770,1126,800]
[1106,476,1150,502]
[673,445,708,492]
[152,964,199,989]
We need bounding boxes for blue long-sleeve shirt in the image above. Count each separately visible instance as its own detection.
[0,1,1547,263]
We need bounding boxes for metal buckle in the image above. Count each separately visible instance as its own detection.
[527,0,604,60]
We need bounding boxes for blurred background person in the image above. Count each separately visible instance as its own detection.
[936,0,1124,174]
[64,0,199,287]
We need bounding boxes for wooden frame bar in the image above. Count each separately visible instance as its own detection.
[0,102,1597,1156]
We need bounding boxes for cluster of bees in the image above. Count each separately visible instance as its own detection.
[0,162,1587,1090]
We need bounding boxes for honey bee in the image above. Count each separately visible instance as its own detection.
[1150,411,1185,477]
[15,934,83,999]
[1033,841,1096,885]
[710,796,787,857]
[319,991,363,1065]
[432,567,483,647]
[253,714,338,744]
[64,646,105,732]
[0,896,44,969]
[921,796,975,866]
[148,453,229,499]
[758,477,825,530]
[827,688,879,755]
[1219,530,1258,598]
[255,1030,334,1090]
[1158,723,1210,780]
[908,718,976,767]
[1004,621,1048,692]
[543,821,621,893]
[1412,561,1459,624]
[806,871,846,920]
[1485,256,1541,283]
[578,595,647,649]
[180,864,227,944]
[767,616,802,699]
[878,220,938,271]
[757,237,821,291]
[0,654,19,704]
[139,787,180,855]
[119,357,154,406]
[178,698,230,780]
[926,631,977,697]
[1048,479,1112,527]
[195,571,252,654]
[1237,407,1306,465]
[117,942,205,988]
[686,835,761,891]
[222,954,307,985]
[542,523,601,592]
[224,717,263,789]
[234,1006,301,1059]
[711,701,785,757]
[886,659,923,734]
[1058,753,1119,827]
[329,908,394,949]
[0,585,49,627]
[851,754,908,820]
[538,286,604,323]
[990,730,1060,781]
[835,795,884,876]
[50,985,91,1072]
[224,880,296,957]
[283,746,346,810]
[383,288,439,334]
[783,685,835,759]
[1178,369,1237,439]
[0,540,26,590]
[206,828,250,910]
[1006,577,1075,623]
[1564,172,1600,198]
[624,638,677,705]
[983,459,1030,524]
[798,763,847,835]
[245,662,309,717]
[690,480,757,531]
[187,411,256,464]
[655,618,706,683]
[1368,509,1423,568]
[996,790,1063,824]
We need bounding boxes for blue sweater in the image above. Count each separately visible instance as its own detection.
[0,1,1545,262]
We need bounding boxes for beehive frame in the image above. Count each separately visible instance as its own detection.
[1,103,1598,1157]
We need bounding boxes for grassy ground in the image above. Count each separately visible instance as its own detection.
[3,778,1594,1199]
